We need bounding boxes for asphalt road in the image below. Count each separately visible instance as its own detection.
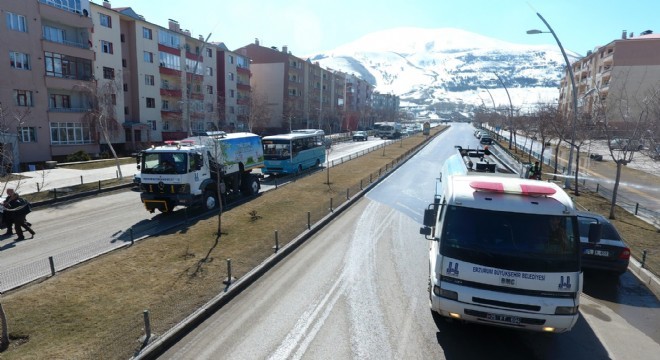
[159,123,660,359]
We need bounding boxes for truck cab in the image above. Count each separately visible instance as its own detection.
[138,132,263,213]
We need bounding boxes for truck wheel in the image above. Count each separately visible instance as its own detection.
[203,191,218,210]
[241,174,260,196]
[315,159,321,167]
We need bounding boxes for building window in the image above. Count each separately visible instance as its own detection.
[124,106,129,115]
[18,127,37,143]
[229,106,235,114]
[14,90,33,107]
[229,55,234,64]
[99,13,112,28]
[161,100,169,110]
[43,25,65,43]
[143,27,153,39]
[158,29,180,48]
[6,12,27,32]
[111,93,116,105]
[145,74,154,86]
[120,34,125,42]
[50,122,94,145]
[206,48,212,57]
[230,90,235,98]
[101,40,114,54]
[206,67,213,76]
[143,51,153,63]
[206,85,213,94]
[103,67,115,79]
[146,97,155,108]
[163,120,170,130]
[10,52,30,70]
[228,72,234,81]
[147,120,157,130]
[122,58,127,67]
[159,52,181,70]
[49,94,71,109]
[44,52,92,80]
[123,83,128,92]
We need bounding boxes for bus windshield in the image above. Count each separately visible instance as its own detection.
[439,205,579,272]
[263,140,292,160]
[141,152,188,175]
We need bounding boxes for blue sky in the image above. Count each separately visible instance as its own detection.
[110,0,656,57]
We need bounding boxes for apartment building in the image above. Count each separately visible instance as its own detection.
[343,73,374,131]
[214,42,251,132]
[0,0,94,170]
[559,30,660,128]
[90,2,221,148]
[372,92,400,124]
[235,40,362,134]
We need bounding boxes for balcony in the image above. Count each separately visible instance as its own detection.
[602,50,614,65]
[39,0,92,27]
[44,36,87,49]
[159,66,181,77]
[48,107,89,113]
[160,88,182,98]
[237,82,251,91]
[45,74,92,89]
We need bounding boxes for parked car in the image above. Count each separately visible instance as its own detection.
[352,131,368,141]
[479,135,493,145]
[577,211,630,275]
[610,138,645,151]
[650,144,660,161]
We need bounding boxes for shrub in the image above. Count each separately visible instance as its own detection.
[66,150,91,162]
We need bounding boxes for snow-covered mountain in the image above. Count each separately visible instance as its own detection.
[310,27,578,114]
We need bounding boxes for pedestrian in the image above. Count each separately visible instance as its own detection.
[2,188,35,241]
[529,161,541,180]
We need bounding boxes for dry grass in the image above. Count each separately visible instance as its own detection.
[1,131,657,359]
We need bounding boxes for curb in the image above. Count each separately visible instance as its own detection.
[28,182,135,209]
[628,257,660,299]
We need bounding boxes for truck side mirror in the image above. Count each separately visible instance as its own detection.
[423,205,437,227]
[588,223,602,243]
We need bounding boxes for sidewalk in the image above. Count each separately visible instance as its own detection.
[2,163,139,196]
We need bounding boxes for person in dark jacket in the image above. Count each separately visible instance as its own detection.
[2,188,35,241]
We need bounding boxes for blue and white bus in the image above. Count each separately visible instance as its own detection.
[262,130,326,175]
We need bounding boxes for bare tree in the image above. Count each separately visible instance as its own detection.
[76,77,124,179]
[590,82,660,219]
[0,102,31,194]
[244,92,271,133]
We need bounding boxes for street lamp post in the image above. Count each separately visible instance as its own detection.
[492,72,514,149]
[528,12,579,190]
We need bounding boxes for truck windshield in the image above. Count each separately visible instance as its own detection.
[439,206,579,272]
[141,152,188,174]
